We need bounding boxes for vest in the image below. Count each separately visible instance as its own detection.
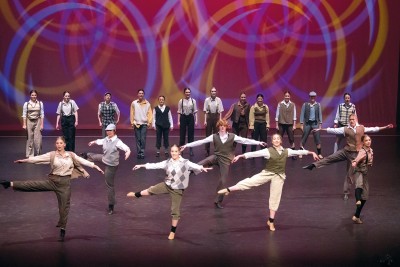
[25,101,42,120]
[155,106,171,128]
[344,126,365,152]
[49,151,89,179]
[102,138,120,166]
[213,133,236,164]
[231,102,250,124]
[100,102,116,125]
[304,103,321,123]
[354,147,373,175]
[338,103,356,125]
[264,147,288,175]
[278,102,295,124]
[253,105,268,122]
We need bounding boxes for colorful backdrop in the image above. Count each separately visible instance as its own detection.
[1,0,398,130]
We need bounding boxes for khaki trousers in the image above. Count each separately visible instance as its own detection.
[26,118,42,157]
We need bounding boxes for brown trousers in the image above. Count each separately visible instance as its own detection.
[13,175,71,229]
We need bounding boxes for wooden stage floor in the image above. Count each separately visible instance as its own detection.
[0,130,399,267]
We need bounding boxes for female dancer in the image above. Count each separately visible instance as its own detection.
[22,89,44,157]
[0,136,104,242]
[350,134,373,224]
[56,91,79,151]
[218,133,319,231]
[127,145,211,240]
[249,93,270,152]
[177,87,198,156]
[83,123,131,215]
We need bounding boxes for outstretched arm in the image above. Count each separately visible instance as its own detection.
[132,164,146,171]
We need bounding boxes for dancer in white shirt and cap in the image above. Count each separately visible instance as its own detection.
[82,123,131,214]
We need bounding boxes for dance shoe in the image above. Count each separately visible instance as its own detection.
[214,202,224,209]
[108,204,114,215]
[217,188,230,195]
[352,216,363,224]
[356,200,361,206]
[168,232,175,240]
[302,164,315,170]
[58,228,66,242]
[127,192,136,198]
[318,154,324,159]
[0,180,11,189]
[343,193,349,200]
[267,221,276,231]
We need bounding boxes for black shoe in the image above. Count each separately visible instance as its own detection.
[156,152,160,157]
[214,202,224,209]
[80,152,88,159]
[302,164,315,170]
[108,204,114,215]
[58,228,65,242]
[0,180,11,189]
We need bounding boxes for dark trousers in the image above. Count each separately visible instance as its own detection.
[61,115,76,151]
[278,123,294,146]
[197,155,230,203]
[87,153,119,205]
[251,121,267,151]
[205,113,219,152]
[134,125,147,156]
[232,121,249,153]
[156,125,170,150]
[13,175,71,229]
[179,114,194,146]
[313,149,358,194]
[301,121,321,147]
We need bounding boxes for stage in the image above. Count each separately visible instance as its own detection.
[0,130,399,267]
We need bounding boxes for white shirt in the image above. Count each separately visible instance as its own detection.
[94,135,131,152]
[184,132,262,147]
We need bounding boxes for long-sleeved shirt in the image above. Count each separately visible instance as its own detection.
[184,132,262,147]
[144,157,203,189]
[26,151,94,176]
[94,135,131,152]
[243,147,310,159]
[326,125,379,136]
[130,99,152,127]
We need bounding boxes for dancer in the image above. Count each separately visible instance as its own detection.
[0,136,104,242]
[249,93,269,152]
[130,89,152,159]
[127,145,211,240]
[83,124,131,215]
[218,133,319,231]
[153,95,173,157]
[275,91,297,159]
[203,87,224,156]
[98,92,120,137]
[303,114,392,200]
[333,93,356,152]
[299,91,323,159]
[350,134,373,224]
[180,119,266,209]
[56,91,79,152]
[22,89,44,157]
[177,87,198,156]
[223,92,250,154]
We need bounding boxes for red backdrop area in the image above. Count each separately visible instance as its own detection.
[0,1,398,130]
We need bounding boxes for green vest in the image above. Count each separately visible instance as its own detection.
[264,147,288,174]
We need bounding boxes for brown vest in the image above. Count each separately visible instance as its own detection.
[264,147,288,174]
[344,125,365,151]
[278,102,295,124]
[213,133,236,164]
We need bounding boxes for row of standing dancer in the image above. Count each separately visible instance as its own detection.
[1,115,393,241]
[22,88,355,161]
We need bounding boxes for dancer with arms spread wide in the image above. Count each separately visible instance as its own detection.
[127,145,211,240]
[218,133,319,231]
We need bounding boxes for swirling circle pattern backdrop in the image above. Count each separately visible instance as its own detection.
[0,0,398,130]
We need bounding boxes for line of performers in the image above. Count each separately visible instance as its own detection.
[0,114,393,241]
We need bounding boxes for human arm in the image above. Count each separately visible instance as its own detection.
[232,148,270,163]
[168,110,174,130]
[180,135,213,151]
[233,135,266,147]
[130,101,135,127]
[248,105,255,130]
[287,148,319,160]
[365,124,393,133]
[56,115,61,130]
[187,161,212,173]
[133,160,168,170]
[265,105,270,130]
[275,104,280,129]
[193,99,198,126]
[292,105,297,129]
[115,103,120,124]
[116,139,131,160]
[40,102,44,130]
[223,103,234,121]
[98,103,102,126]
[351,150,366,167]
[333,105,340,126]
[152,108,156,128]
[72,100,79,127]
[147,104,153,128]
[14,152,52,164]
